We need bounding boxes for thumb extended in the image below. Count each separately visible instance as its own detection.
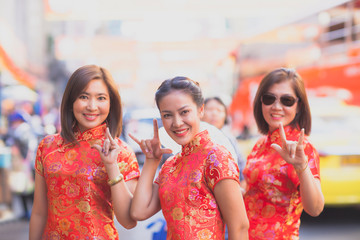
[271,143,282,154]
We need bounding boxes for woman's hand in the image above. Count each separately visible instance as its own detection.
[92,128,121,166]
[271,123,308,171]
[129,119,172,162]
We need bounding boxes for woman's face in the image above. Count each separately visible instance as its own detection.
[158,90,203,146]
[261,81,298,132]
[202,99,226,129]
[73,79,110,132]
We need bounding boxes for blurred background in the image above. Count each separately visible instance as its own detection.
[0,0,360,239]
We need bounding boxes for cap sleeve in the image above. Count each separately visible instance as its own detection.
[116,139,140,181]
[205,145,240,191]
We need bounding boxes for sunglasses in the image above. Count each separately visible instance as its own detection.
[261,93,298,107]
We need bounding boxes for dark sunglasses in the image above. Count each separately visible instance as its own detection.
[261,93,298,107]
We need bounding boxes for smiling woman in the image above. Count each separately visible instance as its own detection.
[243,68,324,239]
[130,76,249,240]
[29,65,140,240]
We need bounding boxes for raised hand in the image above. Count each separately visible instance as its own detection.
[92,128,121,165]
[129,119,172,161]
[270,123,308,171]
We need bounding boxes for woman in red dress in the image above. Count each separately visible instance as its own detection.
[243,68,324,239]
[29,65,140,239]
[130,77,249,240]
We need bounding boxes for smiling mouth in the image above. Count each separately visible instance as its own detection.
[271,114,283,119]
[84,114,98,120]
[173,128,188,136]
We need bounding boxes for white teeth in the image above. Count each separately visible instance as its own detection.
[175,129,187,134]
[84,114,97,120]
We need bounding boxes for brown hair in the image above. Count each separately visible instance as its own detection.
[60,65,122,143]
[253,68,312,135]
[155,76,204,109]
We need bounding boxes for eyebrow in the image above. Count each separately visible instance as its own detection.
[80,91,109,96]
[161,105,189,113]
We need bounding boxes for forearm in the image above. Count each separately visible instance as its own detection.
[104,163,137,228]
[130,159,160,220]
[29,212,47,240]
[110,180,137,229]
[298,167,324,216]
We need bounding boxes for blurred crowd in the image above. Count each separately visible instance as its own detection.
[0,99,60,221]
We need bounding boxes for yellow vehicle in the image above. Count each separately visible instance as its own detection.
[309,97,360,206]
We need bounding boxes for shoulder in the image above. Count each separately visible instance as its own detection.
[36,134,63,158]
[303,136,319,156]
[115,138,137,155]
[205,141,236,164]
[39,133,62,147]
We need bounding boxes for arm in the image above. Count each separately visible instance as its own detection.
[104,163,138,229]
[129,119,172,220]
[92,128,137,229]
[214,179,249,240]
[130,158,162,220]
[271,123,324,216]
[29,172,48,240]
[297,166,324,216]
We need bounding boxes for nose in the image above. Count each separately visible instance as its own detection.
[172,114,183,127]
[86,99,97,111]
[271,99,282,109]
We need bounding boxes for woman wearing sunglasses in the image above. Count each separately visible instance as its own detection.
[243,68,324,239]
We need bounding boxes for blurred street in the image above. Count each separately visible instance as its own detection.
[1,0,360,240]
[1,207,360,240]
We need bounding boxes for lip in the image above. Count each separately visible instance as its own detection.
[83,113,99,121]
[271,113,283,120]
[173,128,189,137]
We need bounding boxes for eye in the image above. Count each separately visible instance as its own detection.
[181,110,189,115]
[79,95,88,100]
[163,113,171,119]
[98,96,107,101]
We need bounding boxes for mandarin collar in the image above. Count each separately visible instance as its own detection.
[181,130,210,156]
[73,123,107,141]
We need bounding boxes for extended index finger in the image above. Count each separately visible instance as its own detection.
[278,122,287,146]
[106,128,116,144]
[128,133,141,145]
[153,119,159,139]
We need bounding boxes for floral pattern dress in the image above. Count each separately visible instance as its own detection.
[35,123,140,239]
[155,130,240,240]
[243,125,320,240]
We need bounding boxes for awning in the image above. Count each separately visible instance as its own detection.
[0,44,36,89]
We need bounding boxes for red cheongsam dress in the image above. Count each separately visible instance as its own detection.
[35,123,140,239]
[155,130,240,240]
[243,125,320,240]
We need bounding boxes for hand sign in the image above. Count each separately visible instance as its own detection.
[129,119,172,161]
[92,128,121,165]
[270,123,308,171]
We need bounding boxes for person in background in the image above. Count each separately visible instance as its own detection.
[202,96,246,185]
[6,111,38,219]
[243,68,324,239]
[130,76,249,239]
[29,65,140,239]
